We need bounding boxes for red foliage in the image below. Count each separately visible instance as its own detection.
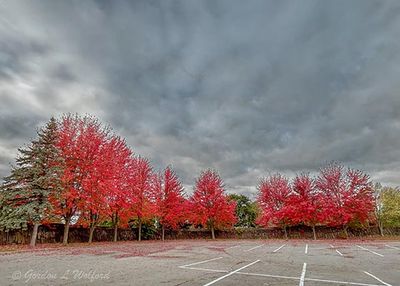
[97,136,133,227]
[256,165,374,235]
[49,115,110,224]
[190,170,236,231]
[129,156,154,224]
[256,174,292,228]
[288,174,325,227]
[49,115,134,233]
[152,166,186,230]
[316,163,374,229]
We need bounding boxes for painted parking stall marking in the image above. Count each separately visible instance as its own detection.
[363,271,392,286]
[244,244,264,252]
[175,240,398,286]
[273,244,286,253]
[330,244,344,256]
[305,276,387,286]
[299,263,307,286]
[179,257,223,268]
[385,244,400,250]
[202,260,260,286]
[356,245,384,257]
[235,271,300,281]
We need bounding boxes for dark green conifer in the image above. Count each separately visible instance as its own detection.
[0,117,63,246]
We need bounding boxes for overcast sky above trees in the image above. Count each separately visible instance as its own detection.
[1,1,400,197]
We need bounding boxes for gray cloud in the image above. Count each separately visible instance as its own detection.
[1,0,400,195]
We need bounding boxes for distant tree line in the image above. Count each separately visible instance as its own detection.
[0,115,399,246]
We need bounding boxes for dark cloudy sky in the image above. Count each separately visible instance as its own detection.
[1,1,400,197]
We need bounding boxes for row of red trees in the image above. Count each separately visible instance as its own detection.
[257,165,375,239]
[2,114,376,245]
[56,115,238,243]
[2,114,236,245]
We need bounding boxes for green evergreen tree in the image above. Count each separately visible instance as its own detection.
[0,117,63,246]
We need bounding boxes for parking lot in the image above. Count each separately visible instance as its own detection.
[0,239,399,285]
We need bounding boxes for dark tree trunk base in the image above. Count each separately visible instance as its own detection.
[88,225,95,243]
[312,225,317,240]
[113,224,118,242]
[138,219,142,242]
[63,220,70,245]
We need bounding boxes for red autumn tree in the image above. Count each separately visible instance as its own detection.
[50,114,108,244]
[190,169,236,239]
[107,152,136,242]
[257,174,292,238]
[50,114,133,244]
[316,163,374,237]
[130,156,154,241]
[80,135,133,243]
[152,166,186,241]
[288,174,325,240]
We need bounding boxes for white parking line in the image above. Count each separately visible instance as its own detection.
[385,244,400,250]
[273,244,286,253]
[299,263,307,286]
[236,271,300,281]
[305,277,384,286]
[245,244,264,252]
[181,265,386,286]
[336,249,344,256]
[356,245,384,257]
[181,267,228,273]
[237,272,384,286]
[202,260,260,286]
[330,244,344,256]
[305,244,308,254]
[180,257,223,268]
[363,271,392,286]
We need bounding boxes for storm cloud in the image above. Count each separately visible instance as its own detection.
[1,0,400,197]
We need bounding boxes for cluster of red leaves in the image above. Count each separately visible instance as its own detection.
[48,115,136,228]
[128,157,154,224]
[257,163,374,229]
[151,166,186,229]
[257,174,291,227]
[315,164,374,228]
[190,170,237,229]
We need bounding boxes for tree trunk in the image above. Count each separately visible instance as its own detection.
[88,224,95,243]
[343,225,348,238]
[113,213,119,242]
[211,225,215,240]
[283,226,288,239]
[161,224,165,241]
[63,219,70,245]
[88,212,98,244]
[113,224,118,242]
[312,225,317,240]
[138,219,142,241]
[30,222,40,247]
[378,221,384,237]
